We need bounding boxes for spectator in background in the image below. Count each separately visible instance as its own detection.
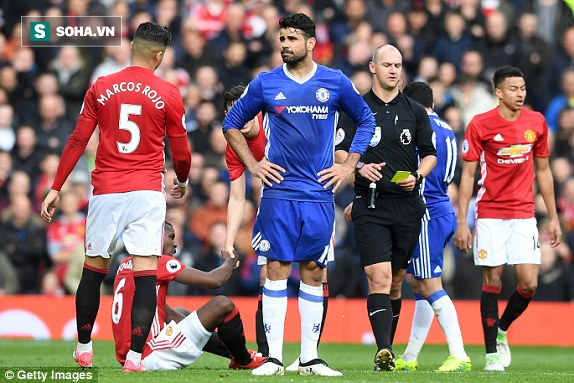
[0,193,50,294]
[0,104,16,152]
[189,181,229,244]
[209,3,248,52]
[11,125,42,180]
[90,40,131,84]
[217,41,252,90]
[546,26,574,102]
[189,101,220,154]
[50,46,91,119]
[432,10,475,72]
[177,22,220,79]
[35,94,74,154]
[545,69,574,134]
[154,0,182,36]
[10,47,38,119]
[477,10,521,80]
[516,11,549,111]
[450,73,498,128]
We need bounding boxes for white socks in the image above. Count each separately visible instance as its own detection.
[262,278,288,362]
[403,295,434,362]
[125,349,142,365]
[77,341,92,353]
[429,290,468,360]
[298,282,323,364]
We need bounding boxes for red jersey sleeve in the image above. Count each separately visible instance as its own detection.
[533,114,550,157]
[225,114,266,181]
[157,256,186,283]
[165,87,192,185]
[52,86,98,191]
[462,117,483,162]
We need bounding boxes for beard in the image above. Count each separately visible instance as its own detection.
[282,50,307,64]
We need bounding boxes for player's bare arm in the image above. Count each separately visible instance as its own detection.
[534,156,563,247]
[224,128,285,186]
[318,152,362,192]
[173,252,239,288]
[454,160,478,252]
[224,175,246,254]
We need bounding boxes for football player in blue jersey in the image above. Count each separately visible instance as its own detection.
[223,13,375,377]
[395,82,471,372]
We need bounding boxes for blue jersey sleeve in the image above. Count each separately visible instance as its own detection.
[222,76,265,133]
[337,75,375,155]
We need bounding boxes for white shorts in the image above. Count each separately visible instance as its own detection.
[142,311,212,371]
[473,218,540,267]
[256,227,336,266]
[85,191,166,258]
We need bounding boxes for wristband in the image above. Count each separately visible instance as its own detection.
[356,161,364,170]
[177,179,189,188]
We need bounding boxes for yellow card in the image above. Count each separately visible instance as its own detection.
[390,171,411,183]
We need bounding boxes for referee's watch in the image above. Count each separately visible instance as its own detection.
[412,171,424,185]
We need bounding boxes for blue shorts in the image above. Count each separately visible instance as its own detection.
[408,212,457,279]
[251,198,334,268]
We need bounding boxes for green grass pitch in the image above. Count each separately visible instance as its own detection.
[1,340,573,382]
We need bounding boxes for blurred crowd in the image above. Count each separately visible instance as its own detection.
[0,0,574,301]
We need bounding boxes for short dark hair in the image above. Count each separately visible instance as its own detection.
[403,81,433,109]
[224,84,246,112]
[133,22,172,48]
[493,66,524,88]
[279,13,316,38]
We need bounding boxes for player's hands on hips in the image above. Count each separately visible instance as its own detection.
[170,177,187,199]
[358,162,385,182]
[343,202,353,222]
[317,162,354,193]
[40,189,60,223]
[248,158,285,187]
[548,217,563,248]
[221,248,240,269]
[454,223,473,253]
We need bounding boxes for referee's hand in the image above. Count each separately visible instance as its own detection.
[358,162,385,182]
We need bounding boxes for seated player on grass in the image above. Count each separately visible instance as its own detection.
[112,221,267,371]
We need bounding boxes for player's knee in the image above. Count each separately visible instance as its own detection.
[213,295,235,316]
[518,282,537,296]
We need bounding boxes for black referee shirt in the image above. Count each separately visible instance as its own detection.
[336,90,436,196]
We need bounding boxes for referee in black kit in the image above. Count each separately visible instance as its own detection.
[335,45,436,371]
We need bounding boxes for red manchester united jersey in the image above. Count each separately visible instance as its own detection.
[112,255,185,364]
[462,108,549,219]
[225,114,265,181]
[52,66,191,194]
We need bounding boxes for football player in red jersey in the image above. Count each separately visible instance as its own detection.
[40,22,192,371]
[112,222,267,371]
[454,66,562,371]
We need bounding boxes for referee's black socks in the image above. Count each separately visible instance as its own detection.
[367,293,393,351]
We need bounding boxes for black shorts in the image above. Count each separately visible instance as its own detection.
[351,192,426,270]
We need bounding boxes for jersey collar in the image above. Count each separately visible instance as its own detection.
[282,62,317,84]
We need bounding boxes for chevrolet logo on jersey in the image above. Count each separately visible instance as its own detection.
[497,144,532,158]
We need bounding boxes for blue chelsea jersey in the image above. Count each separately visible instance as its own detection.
[420,112,457,219]
[223,63,375,202]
